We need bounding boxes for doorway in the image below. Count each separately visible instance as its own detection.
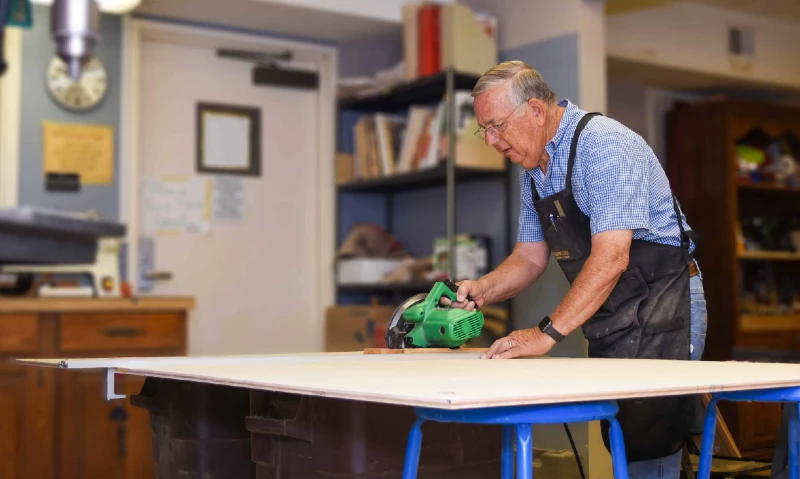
[121,19,336,355]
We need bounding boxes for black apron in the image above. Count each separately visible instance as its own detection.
[531,112,695,463]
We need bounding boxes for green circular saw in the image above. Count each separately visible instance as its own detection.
[385,280,485,349]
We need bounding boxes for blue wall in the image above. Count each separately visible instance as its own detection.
[18,4,122,221]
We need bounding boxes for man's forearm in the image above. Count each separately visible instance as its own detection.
[479,243,549,305]
[548,232,631,336]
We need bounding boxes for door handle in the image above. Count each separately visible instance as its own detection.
[104,327,145,337]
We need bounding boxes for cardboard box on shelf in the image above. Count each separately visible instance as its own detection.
[324,305,395,352]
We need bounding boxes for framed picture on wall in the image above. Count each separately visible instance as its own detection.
[196,102,261,176]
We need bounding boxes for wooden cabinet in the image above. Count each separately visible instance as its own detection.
[667,100,800,458]
[0,297,193,478]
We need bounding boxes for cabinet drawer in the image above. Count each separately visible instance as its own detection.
[59,313,184,353]
[0,314,38,354]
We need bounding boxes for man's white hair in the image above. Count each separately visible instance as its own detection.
[472,60,557,107]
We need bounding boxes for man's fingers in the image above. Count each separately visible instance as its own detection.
[493,349,517,360]
[457,283,472,303]
[481,338,504,359]
[482,337,516,359]
[440,297,452,306]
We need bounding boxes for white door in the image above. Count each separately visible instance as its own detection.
[137,35,321,356]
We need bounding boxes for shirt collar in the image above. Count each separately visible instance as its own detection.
[544,99,579,160]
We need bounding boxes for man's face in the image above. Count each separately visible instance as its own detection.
[473,84,546,170]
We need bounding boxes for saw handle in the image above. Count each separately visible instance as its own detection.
[442,279,478,310]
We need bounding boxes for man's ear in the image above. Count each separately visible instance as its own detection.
[528,98,546,126]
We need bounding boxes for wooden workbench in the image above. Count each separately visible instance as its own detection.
[0,296,193,479]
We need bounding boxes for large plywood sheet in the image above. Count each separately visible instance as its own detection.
[18,353,800,410]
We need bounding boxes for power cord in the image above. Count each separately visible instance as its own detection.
[563,423,587,479]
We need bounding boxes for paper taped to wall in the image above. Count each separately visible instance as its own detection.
[212,176,245,222]
[142,177,211,236]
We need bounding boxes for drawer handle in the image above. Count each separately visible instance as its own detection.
[104,327,146,338]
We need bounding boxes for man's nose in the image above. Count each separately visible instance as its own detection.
[484,130,500,146]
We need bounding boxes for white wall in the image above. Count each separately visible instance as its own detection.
[607,1,800,90]
[606,81,647,140]
[606,80,706,169]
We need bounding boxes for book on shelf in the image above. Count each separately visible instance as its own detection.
[349,91,504,181]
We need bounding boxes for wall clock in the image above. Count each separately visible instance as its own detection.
[46,56,108,111]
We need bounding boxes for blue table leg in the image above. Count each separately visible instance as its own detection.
[501,424,515,479]
[402,418,425,479]
[696,397,719,479]
[607,417,630,479]
[516,423,532,479]
[791,403,799,479]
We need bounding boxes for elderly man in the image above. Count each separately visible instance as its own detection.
[447,61,707,477]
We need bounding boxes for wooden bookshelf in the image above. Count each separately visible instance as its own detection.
[738,251,800,261]
[739,314,800,333]
[667,99,800,458]
[337,163,506,193]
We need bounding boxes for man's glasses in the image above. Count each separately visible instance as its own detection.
[474,102,526,139]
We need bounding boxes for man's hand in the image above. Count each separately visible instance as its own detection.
[439,279,486,310]
[481,328,555,359]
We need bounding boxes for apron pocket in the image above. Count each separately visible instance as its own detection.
[597,268,650,316]
[643,274,690,336]
[582,268,649,340]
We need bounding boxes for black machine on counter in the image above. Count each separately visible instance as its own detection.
[0,206,126,297]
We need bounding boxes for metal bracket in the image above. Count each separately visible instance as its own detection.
[105,368,126,401]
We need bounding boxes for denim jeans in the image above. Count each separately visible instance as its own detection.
[626,271,707,479]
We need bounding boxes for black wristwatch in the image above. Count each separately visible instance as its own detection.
[538,316,565,343]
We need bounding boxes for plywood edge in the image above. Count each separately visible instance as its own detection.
[14,350,486,370]
[364,347,488,354]
[108,365,800,411]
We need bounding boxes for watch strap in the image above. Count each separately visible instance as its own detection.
[538,316,565,343]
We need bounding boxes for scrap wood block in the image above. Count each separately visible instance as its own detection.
[364,347,488,354]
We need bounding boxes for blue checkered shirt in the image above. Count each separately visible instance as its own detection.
[519,99,694,251]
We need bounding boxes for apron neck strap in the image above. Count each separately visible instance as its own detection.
[565,112,603,191]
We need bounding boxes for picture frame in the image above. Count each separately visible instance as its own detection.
[196,102,261,176]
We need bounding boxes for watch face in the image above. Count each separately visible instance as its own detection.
[538,317,552,330]
[46,56,108,111]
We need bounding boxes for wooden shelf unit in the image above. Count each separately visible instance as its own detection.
[739,314,800,332]
[335,68,513,310]
[738,250,800,261]
[666,99,800,458]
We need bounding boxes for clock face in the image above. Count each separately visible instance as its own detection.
[46,56,108,111]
